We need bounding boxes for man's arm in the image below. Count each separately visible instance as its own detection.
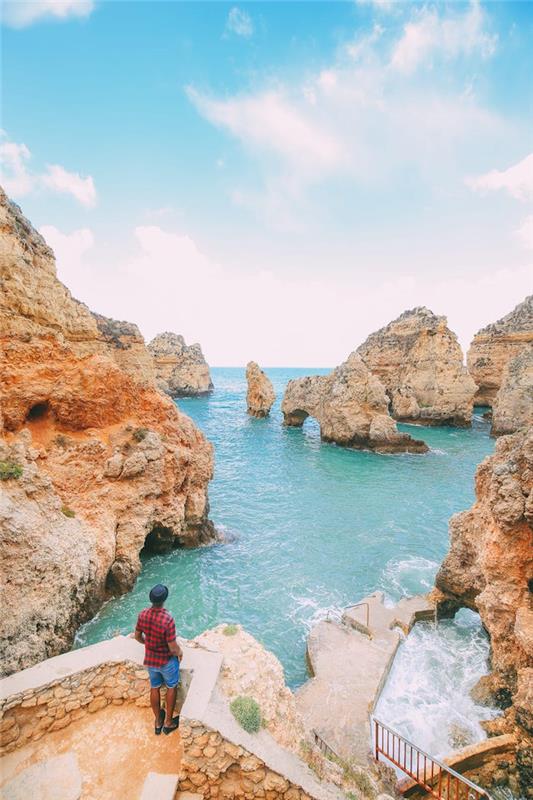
[168,637,183,660]
[166,618,183,660]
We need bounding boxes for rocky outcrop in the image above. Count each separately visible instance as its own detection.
[435,427,533,797]
[0,188,215,674]
[194,624,304,753]
[0,433,99,676]
[467,296,533,407]
[357,307,477,426]
[491,345,533,436]
[246,362,276,418]
[281,353,428,453]
[148,331,213,397]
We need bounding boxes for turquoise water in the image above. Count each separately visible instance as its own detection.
[76,367,494,690]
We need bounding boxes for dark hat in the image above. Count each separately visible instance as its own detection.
[149,584,168,604]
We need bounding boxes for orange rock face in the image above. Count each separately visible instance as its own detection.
[435,427,533,796]
[0,189,215,674]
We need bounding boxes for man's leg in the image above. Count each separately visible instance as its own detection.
[150,687,161,722]
[164,686,177,725]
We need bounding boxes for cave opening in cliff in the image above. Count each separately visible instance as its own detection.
[141,524,180,556]
[26,401,51,421]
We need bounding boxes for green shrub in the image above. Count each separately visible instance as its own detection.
[0,461,23,481]
[61,505,76,518]
[54,434,70,448]
[132,427,149,442]
[230,696,261,734]
[223,624,238,636]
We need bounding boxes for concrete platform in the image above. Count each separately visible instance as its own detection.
[296,592,434,765]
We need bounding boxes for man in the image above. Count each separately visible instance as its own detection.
[135,584,183,735]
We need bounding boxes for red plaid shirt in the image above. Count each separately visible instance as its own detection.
[136,607,176,668]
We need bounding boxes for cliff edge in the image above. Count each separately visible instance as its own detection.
[435,427,533,797]
[467,296,533,407]
[0,188,215,674]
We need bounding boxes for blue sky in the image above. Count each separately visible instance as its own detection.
[1,0,532,365]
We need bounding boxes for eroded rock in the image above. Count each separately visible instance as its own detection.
[0,188,215,674]
[194,624,304,753]
[491,345,533,436]
[357,307,477,426]
[435,427,533,796]
[467,296,533,407]
[148,332,213,397]
[246,362,275,418]
[281,353,428,453]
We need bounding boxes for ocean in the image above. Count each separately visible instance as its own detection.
[76,366,497,754]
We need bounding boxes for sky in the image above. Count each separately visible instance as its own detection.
[1,0,532,366]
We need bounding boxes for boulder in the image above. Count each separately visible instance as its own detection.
[281,352,428,453]
[246,362,276,418]
[358,307,477,426]
[148,332,213,397]
[467,296,533,407]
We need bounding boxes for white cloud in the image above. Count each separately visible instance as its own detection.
[47,221,533,367]
[516,215,533,250]
[187,87,345,177]
[42,164,97,207]
[390,1,496,74]
[225,7,253,38]
[465,152,533,201]
[0,134,97,207]
[1,0,94,28]
[0,139,34,195]
[356,0,394,11]
[186,1,505,226]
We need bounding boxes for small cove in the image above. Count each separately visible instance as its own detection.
[76,366,496,751]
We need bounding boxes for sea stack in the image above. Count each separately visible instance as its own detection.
[246,361,276,418]
[491,345,533,436]
[281,352,428,453]
[357,307,477,427]
[0,189,215,675]
[434,426,533,798]
[148,331,213,397]
[467,296,533,407]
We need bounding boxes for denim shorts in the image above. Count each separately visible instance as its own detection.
[147,656,180,689]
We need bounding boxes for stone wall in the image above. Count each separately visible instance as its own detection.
[0,660,151,755]
[179,719,314,800]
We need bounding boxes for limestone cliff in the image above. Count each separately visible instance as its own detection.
[281,353,428,453]
[467,296,533,407]
[246,362,276,418]
[435,428,533,797]
[148,331,213,397]
[358,307,477,427]
[491,345,533,436]
[0,188,215,675]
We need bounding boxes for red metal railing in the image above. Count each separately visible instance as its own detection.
[373,719,491,800]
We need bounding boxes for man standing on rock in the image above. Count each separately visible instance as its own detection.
[135,584,183,735]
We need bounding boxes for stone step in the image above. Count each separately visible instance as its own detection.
[139,772,179,800]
